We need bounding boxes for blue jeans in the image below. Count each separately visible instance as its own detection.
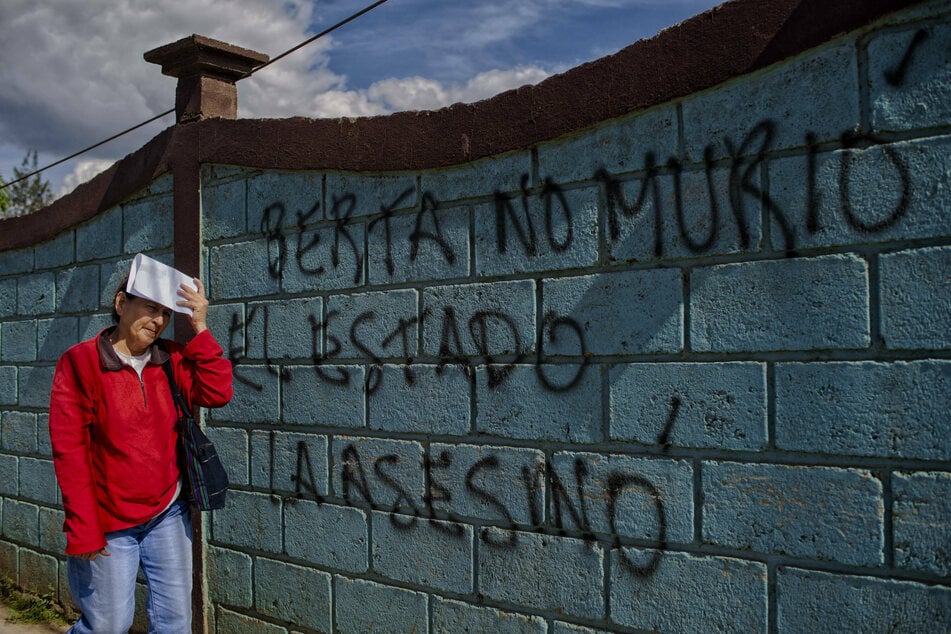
[67,500,192,634]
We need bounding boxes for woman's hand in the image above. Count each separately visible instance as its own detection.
[74,548,110,561]
[177,277,209,335]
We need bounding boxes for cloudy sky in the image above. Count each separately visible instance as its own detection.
[0,0,723,202]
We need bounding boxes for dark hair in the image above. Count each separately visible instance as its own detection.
[111,275,142,323]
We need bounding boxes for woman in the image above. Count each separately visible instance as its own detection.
[49,271,233,633]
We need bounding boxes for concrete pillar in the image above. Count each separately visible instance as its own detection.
[144,34,269,123]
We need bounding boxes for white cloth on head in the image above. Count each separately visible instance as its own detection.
[127,253,197,316]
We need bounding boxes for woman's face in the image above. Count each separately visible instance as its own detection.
[115,293,171,354]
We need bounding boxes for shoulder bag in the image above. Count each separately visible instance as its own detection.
[160,358,229,510]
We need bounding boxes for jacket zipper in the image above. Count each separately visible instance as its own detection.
[127,366,148,408]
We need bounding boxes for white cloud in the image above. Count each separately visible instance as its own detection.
[59,159,116,198]
[278,65,551,118]
[309,90,389,119]
[0,0,326,154]
[365,66,550,112]
[366,77,451,113]
[1,0,719,200]
[0,0,556,197]
[452,67,552,103]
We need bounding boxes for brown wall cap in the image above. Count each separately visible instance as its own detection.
[144,34,269,82]
[181,0,929,172]
[0,128,176,251]
[0,0,924,251]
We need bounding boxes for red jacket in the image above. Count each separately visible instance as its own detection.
[49,328,233,555]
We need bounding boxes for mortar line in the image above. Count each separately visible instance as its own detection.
[767,559,778,634]
[693,457,704,544]
[882,468,895,569]
[543,447,553,547]
[468,186,477,279]
[427,571,435,634]
[243,172,251,235]
[767,362,777,450]
[469,364,479,435]
[366,505,375,577]
[600,359,612,444]
[471,517,481,609]
[269,429,276,492]
[205,416,951,472]
[535,274,545,365]
[604,537,613,624]
[682,266,691,354]
[330,573,337,634]
[327,428,335,499]
[868,251,884,349]
[361,185,371,289]
[597,151,610,269]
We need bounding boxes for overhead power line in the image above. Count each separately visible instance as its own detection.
[255,0,389,74]
[0,0,391,192]
[2,109,176,191]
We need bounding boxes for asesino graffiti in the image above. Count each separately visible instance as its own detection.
[286,440,669,577]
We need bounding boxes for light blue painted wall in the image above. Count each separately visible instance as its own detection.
[1,2,949,632]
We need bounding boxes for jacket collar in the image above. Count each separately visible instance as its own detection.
[98,327,171,372]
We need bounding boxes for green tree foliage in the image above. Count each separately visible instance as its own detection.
[1,150,54,219]
[0,179,9,216]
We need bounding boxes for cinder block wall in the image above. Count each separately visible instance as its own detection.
[197,4,951,632]
[1,1,949,632]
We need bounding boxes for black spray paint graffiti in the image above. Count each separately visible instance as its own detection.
[494,174,575,256]
[286,440,671,578]
[276,395,681,576]
[227,42,925,600]
[597,123,910,257]
[227,301,589,395]
[258,120,911,279]
[233,119,912,394]
[884,28,929,87]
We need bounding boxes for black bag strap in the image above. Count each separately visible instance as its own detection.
[157,342,192,420]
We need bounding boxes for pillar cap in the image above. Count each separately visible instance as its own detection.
[145,35,269,123]
[144,34,269,83]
